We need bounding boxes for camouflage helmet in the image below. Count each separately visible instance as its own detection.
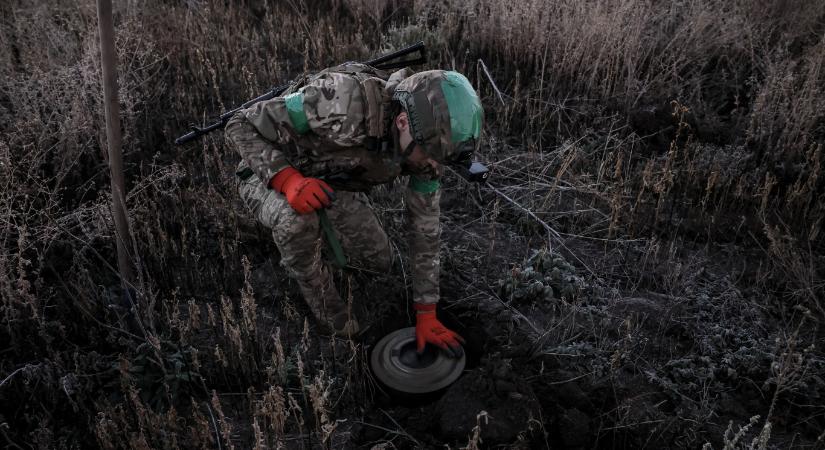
[391,70,483,163]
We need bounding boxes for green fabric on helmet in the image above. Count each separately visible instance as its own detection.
[441,72,482,143]
[392,70,483,163]
[410,176,440,194]
[284,92,310,134]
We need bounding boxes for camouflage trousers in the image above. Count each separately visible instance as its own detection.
[237,172,392,323]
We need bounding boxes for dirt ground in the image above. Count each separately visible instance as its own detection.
[200,162,825,449]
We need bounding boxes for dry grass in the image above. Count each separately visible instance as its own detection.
[0,0,823,447]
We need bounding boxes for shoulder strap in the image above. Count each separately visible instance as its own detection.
[361,76,390,142]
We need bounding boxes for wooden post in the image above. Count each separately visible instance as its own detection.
[96,0,135,286]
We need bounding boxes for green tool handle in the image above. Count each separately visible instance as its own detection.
[317,209,346,268]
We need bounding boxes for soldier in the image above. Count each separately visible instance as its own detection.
[225,63,482,358]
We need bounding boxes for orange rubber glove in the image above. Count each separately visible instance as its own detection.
[270,167,334,215]
[414,303,465,358]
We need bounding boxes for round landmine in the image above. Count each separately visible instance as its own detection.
[370,327,466,394]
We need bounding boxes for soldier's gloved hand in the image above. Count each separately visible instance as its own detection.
[270,167,334,215]
[414,303,465,358]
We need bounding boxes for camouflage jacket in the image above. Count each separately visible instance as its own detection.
[225,63,442,305]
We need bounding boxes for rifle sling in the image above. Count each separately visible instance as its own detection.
[317,209,346,268]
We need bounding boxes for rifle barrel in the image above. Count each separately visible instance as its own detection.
[367,41,425,68]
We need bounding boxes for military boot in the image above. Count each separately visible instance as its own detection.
[309,294,360,338]
[295,271,360,337]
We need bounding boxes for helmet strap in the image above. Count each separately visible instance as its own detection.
[390,116,418,162]
[402,139,417,157]
[389,121,401,160]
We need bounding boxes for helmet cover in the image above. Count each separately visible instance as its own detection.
[392,70,483,163]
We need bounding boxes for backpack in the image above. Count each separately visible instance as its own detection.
[286,62,413,151]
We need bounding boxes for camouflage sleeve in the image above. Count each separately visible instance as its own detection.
[404,175,441,305]
[225,72,369,186]
[225,108,292,185]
